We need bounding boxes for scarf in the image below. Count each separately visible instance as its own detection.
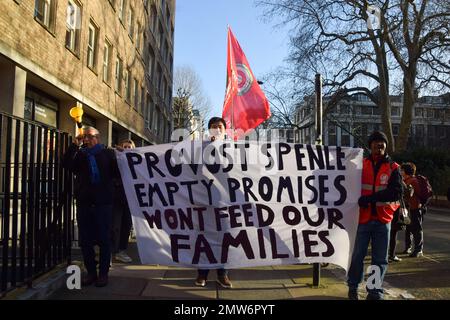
[81,144,104,185]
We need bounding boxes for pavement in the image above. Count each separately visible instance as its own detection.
[21,206,450,300]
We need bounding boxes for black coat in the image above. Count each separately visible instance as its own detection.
[63,143,120,205]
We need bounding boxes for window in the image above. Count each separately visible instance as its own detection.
[166,5,171,29]
[148,47,155,78]
[103,39,112,83]
[128,7,134,39]
[124,69,131,103]
[136,22,141,51]
[361,106,372,115]
[341,123,350,146]
[87,21,99,70]
[151,5,157,33]
[118,0,126,22]
[391,106,400,117]
[25,90,58,128]
[328,123,336,146]
[340,104,350,115]
[141,87,145,115]
[392,124,399,136]
[65,0,81,54]
[372,106,381,115]
[156,65,162,94]
[426,108,434,118]
[34,0,56,32]
[145,96,153,129]
[415,124,424,137]
[158,23,164,48]
[115,56,123,93]
[415,107,423,117]
[133,78,139,110]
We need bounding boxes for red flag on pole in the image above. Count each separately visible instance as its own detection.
[222,27,271,137]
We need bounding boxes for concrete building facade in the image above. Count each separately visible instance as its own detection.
[0,0,175,146]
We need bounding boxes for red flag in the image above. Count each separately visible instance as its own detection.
[222,27,271,137]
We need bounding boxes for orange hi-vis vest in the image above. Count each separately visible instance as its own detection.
[360,157,400,224]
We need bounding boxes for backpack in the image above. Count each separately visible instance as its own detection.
[416,175,433,206]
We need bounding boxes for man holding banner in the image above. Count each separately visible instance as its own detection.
[347,131,403,300]
[195,117,233,288]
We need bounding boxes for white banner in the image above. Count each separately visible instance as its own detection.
[116,140,363,271]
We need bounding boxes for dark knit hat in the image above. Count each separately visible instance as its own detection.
[368,131,388,147]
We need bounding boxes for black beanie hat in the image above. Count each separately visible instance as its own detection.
[368,131,388,147]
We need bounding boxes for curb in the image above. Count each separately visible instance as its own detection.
[7,261,83,300]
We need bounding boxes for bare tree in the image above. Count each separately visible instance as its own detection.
[174,65,211,114]
[256,0,450,152]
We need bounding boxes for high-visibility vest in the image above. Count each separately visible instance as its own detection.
[359,157,400,224]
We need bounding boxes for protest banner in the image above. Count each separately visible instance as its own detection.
[115,140,363,271]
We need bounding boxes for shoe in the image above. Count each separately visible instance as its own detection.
[366,293,383,300]
[402,248,412,254]
[81,274,97,286]
[409,251,423,258]
[217,275,233,288]
[95,275,108,287]
[115,251,132,263]
[195,275,207,287]
[348,289,358,300]
[389,255,402,262]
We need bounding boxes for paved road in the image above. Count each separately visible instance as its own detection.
[384,208,450,299]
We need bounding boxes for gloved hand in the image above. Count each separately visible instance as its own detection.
[358,195,373,208]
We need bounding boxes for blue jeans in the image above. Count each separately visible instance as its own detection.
[77,203,113,277]
[347,220,391,299]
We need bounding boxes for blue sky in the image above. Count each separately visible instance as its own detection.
[173,0,290,118]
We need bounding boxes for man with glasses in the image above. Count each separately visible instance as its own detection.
[63,126,119,287]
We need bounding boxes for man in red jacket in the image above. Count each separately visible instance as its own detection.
[347,131,403,300]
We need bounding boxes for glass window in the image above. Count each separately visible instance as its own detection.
[34,0,56,31]
[151,5,157,33]
[133,78,139,110]
[362,106,372,115]
[391,107,400,117]
[25,90,58,128]
[103,40,112,83]
[415,124,424,137]
[118,0,126,22]
[128,7,134,39]
[136,22,141,51]
[125,69,131,103]
[392,124,399,136]
[341,123,350,146]
[65,0,81,54]
[415,107,423,117]
[115,56,123,93]
[87,21,99,70]
[340,105,350,114]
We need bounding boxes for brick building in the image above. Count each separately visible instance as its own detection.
[0,0,175,145]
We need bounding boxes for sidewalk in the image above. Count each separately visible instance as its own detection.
[47,242,404,300]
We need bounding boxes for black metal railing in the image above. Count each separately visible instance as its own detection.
[0,111,75,297]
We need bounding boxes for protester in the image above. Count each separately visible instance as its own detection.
[347,131,403,300]
[401,162,424,257]
[63,126,119,287]
[111,139,136,263]
[195,117,233,289]
[389,182,413,262]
